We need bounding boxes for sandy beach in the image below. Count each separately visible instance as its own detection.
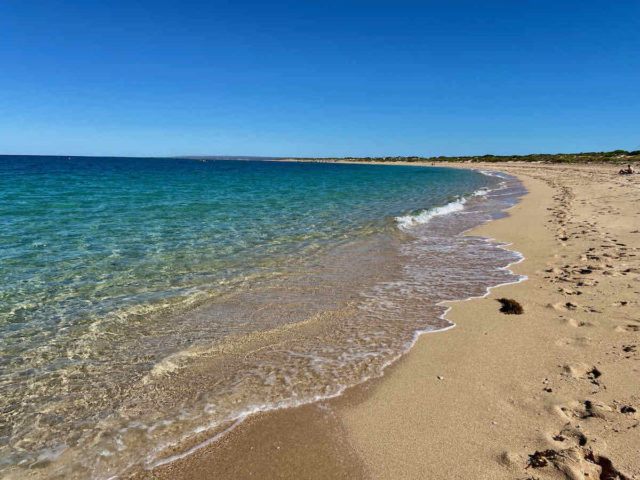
[133,162,639,479]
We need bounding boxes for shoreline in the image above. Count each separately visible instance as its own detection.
[132,162,639,479]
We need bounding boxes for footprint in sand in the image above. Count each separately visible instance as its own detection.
[582,400,614,420]
[615,324,640,333]
[551,424,588,447]
[612,300,631,307]
[558,287,582,295]
[548,301,591,313]
[560,364,603,386]
[555,336,592,348]
[561,317,593,328]
[560,363,591,377]
[525,445,631,479]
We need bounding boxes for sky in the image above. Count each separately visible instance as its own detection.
[0,0,638,157]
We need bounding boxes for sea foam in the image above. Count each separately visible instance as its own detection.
[395,188,489,230]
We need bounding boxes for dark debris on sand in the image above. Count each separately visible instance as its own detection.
[527,449,559,468]
[497,298,524,315]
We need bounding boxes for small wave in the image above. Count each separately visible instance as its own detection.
[396,198,467,230]
[395,187,489,230]
[478,169,510,179]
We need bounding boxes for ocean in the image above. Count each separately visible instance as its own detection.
[0,156,525,478]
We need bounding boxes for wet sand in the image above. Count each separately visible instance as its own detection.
[132,162,640,479]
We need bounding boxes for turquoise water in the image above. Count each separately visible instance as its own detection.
[0,157,492,339]
[0,156,515,478]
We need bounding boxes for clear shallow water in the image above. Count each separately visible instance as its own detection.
[0,157,491,330]
[0,157,523,478]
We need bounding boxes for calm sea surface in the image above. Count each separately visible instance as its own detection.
[0,156,524,478]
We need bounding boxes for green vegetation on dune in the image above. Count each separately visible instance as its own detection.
[290,149,640,164]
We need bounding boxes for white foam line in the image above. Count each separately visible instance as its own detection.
[478,169,511,179]
[149,420,242,469]
[139,390,358,475]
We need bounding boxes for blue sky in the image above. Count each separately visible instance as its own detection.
[1,0,638,157]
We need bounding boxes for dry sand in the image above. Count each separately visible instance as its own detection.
[133,162,639,480]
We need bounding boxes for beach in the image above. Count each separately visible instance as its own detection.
[134,162,640,479]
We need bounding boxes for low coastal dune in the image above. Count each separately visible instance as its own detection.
[135,163,639,479]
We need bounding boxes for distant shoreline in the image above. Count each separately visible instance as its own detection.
[2,149,639,164]
[273,149,640,165]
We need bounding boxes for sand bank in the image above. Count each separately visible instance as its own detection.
[133,162,639,479]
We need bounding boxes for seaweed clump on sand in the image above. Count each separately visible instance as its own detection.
[527,449,558,468]
[497,298,524,315]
